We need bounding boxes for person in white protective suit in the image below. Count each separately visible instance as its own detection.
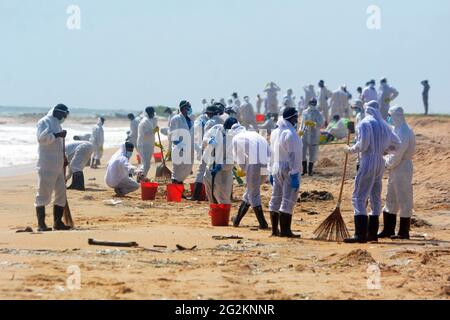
[65,140,94,191]
[343,101,401,243]
[329,86,351,119]
[190,105,224,201]
[378,78,399,120]
[303,85,317,107]
[283,89,295,109]
[105,142,139,196]
[264,82,281,120]
[378,106,416,240]
[231,125,270,230]
[362,80,378,103]
[169,100,195,184]
[136,107,158,180]
[268,107,302,238]
[126,113,139,150]
[232,92,241,108]
[352,99,366,126]
[317,80,333,126]
[297,96,306,114]
[90,117,105,168]
[238,96,258,130]
[201,98,208,113]
[34,104,72,232]
[160,107,175,161]
[203,117,239,205]
[256,94,264,114]
[301,99,324,176]
[325,115,349,141]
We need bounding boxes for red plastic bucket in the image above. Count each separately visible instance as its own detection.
[209,204,231,226]
[166,184,184,202]
[154,152,163,163]
[256,114,265,123]
[141,182,158,201]
[190,183,207,201]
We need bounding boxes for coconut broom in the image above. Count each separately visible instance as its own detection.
[313,121,355,242]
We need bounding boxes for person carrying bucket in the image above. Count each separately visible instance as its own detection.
[203,117,239,205]
[231,124,270,230]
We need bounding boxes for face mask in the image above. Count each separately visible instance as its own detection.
[59,117,66,124]
[387,116,393,125]
[187,108,193,116]
[126,151,133,159]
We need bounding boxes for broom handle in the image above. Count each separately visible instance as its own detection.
[156,129,167,167]
[337,131,351,207]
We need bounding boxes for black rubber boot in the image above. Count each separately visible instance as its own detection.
[53,205,71,231]
[308,162,314,176]
[391,218,411,240]
[270,212,280,237]
[253,206,269,230]
[280,212,301,238]
[344,215,368,244]
[232,201,250,227]
[67,172,85,191]
[36,206,52,232]
[302,161,308,176]
[367,215,379,242]
[187,182,203,201]
[378,212,397,238]
[96,159,101,166]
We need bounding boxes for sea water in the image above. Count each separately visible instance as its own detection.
[0,123,129,169]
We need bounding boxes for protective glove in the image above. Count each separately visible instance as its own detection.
[155,142,163,149]
[153,126,160,134]
[173,140,181,146]
[298,131,304,137]
[210,164,223,177]
[208,137,217,146]
[269,175,274,186]
[54,130,67,139]
[290,173,300,191]
[384,98,391,104]
[305,120,317,128]
[236,167,246,178]
[343,146,352,154]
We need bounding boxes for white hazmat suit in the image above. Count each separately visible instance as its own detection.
[383,106,416,218]
[238,97,257,130]
[170,114,195,183]
[105,144,139,195]
[301,104,324,164]
[346,103,400,217]
[378,83,399,120]
[330,87,351,119]
[34,108,67,208]
[318,86,333,124]
[65,141,94,178]
[269,118,303,215]
[202,124,234,204]
[137,112,158,178]
[90,118,105,163]
[233,128,270,208]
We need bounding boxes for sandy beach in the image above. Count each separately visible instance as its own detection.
[0,115,449,300]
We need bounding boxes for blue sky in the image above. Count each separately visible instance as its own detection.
[0,0,449,113]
